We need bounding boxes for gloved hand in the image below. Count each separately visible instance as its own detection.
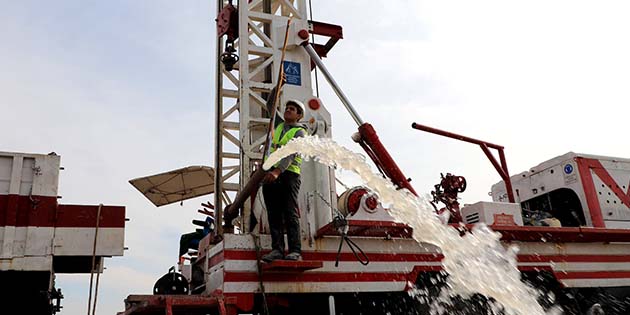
[263,168,282,183]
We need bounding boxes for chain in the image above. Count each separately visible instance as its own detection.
[314,191,334,210]
[335,176,350,191]
[313,191,345,218]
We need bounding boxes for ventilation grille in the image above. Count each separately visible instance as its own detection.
[465,212,480,224]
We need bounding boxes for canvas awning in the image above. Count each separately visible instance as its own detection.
[129,166,215,207]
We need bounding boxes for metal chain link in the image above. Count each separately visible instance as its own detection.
[312,191,368,266]
[313,190,345,218]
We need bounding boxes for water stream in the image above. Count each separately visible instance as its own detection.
[263,136,560,315]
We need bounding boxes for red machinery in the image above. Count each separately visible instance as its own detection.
[118,2,630,315]
[430,173,467,223]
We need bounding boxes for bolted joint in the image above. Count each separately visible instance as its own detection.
[365,196,378,210]
[298,29,310,40]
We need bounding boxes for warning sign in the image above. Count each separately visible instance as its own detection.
[283,61,301,86]
[563,162,577,185]
[493,213,516,226]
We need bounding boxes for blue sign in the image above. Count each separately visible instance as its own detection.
[283,61,301,86]
[564,164,573,174]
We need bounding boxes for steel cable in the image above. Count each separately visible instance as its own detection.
[86,204,102,315]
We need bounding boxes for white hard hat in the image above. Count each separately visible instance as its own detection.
[285,99,305,115]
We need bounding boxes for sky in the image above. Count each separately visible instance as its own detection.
[2,1,630,314]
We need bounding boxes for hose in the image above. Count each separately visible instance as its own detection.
[252,234,271,315]
[332,215,369,267]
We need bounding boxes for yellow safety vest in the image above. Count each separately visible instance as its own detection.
[268,123,305,175]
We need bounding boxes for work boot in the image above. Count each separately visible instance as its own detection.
[284,252,302,261]
[262,249,284,262]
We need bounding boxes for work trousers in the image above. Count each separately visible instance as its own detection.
[262,171,301,254]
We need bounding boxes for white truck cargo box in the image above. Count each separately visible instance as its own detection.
[492,152,630,229]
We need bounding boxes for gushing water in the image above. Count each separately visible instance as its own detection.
[264,136,560,315]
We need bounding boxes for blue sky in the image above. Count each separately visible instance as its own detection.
[3,1,630,314]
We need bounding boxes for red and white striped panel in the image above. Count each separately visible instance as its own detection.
[205,235,630,294]
[1,153,60,264]
[207,234,441,294]
[517,242,630,288]
[0,195,125,271]
[0,152,125,272]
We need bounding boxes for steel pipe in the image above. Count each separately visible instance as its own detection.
[302,43,364,126]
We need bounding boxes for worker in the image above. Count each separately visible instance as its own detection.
[178,216,214,257]
[261,99,307,262]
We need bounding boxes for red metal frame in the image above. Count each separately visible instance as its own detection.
[119,295,230,315]
[575,157,630,228]
[315,219,413,239]
[309,20,343,60]
[411,122,515,203]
